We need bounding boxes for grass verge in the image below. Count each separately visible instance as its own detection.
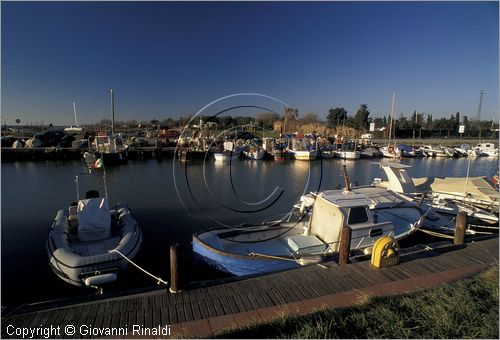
[216,265,499,338]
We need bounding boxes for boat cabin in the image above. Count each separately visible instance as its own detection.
[93,133,126,154]
[307,190,393,252]
[476,143,496,152]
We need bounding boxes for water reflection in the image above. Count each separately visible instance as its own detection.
[1,157,498,308]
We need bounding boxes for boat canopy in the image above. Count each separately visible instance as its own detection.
[77,198,111,242]
[413,176,498,203]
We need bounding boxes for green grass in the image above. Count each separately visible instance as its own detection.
[217,265,499,339]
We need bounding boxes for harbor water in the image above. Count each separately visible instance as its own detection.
[1,157,498,309]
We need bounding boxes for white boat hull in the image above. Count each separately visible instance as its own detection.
[320,150,335,158]
[293,150,317,161]
[214,152,240,161]
[336,151,360,159]
[243,150,264,160]
[193,188,425,277]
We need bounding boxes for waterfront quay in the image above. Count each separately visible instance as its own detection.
[1,137,497,162]
[0,146,175,162]
[2,236,497,339]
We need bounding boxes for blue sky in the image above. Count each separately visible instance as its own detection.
[1,1,498,125]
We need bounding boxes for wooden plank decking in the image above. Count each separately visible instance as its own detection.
[1,237,498,338]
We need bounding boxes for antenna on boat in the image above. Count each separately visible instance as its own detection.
[75,175,80,201]
[390,91,396,149]
[463,157,472,200]
[110,89,115,135]
[342,164,352,191]
[103,167,108,199]
[73,102,79,127]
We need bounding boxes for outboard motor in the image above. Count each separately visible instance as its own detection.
[85,190,100,199]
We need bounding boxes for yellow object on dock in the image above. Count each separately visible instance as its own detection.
[371,236,400,268]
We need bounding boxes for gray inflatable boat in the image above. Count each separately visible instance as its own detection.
[46,192,142,288]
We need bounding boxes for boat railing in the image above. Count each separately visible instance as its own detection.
[349,227,396,251]
[261,212,295,224]
[290,226,398,258]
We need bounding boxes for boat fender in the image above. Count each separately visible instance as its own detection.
[84,273,117,287]
[370,236,400,268]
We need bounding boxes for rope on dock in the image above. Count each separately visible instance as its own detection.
[110,249,169,286]
[467,224,499,230]
[467,230,496,235]
[416,225,496,239]
[248,252,325,267]
[416,228,455,239]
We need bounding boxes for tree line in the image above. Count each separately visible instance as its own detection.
[81,105,497,139]
[327,106,497,138]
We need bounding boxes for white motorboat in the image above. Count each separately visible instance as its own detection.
[453,146,469,157]
[292,149,318,161]
[413,175,499,212]
[380,145,401,158]
[214,150,241,161]
[290,138,317,161]
[335,141,361,159]
[440,146,458,157]
[193,189,422,276]
[91,133,129,165]
[420,145,446,157]
[88,91,128,165]
[372,162,499,231]
[46,175,142,288]
[359,146,383,158]
[476,143,499,157]
[214,141,242,161]
[64,102,84,133]
[397,144,417,158]
[243,143,265,160]
[469,148,486,158]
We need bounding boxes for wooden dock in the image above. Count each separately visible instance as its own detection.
[1,236,498,339]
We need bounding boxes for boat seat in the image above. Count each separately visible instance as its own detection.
[286,235,327,255]
[72,236,121,256]
[68,205,79,234]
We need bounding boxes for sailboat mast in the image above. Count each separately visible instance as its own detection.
[73,102,78,127]
[387,91,395,142]
[477,90,484,141]
[392,91,397,148]
[110,89,115,134]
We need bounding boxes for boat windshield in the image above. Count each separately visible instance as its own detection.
[347,207,369,225]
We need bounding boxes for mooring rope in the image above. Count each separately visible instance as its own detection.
[416,228,455,239]
[467,230,496,235]
[110,249,169,286]
[248,252,299,262]
[248,251,328,268]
